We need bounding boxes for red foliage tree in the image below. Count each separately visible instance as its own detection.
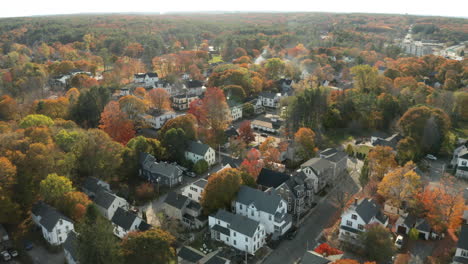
[314,243,343,256]
[99,101,135,145]
[239,121,255,144]
[240,148,264,179]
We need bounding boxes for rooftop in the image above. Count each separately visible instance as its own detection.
[235,185,283,215]
[211,209,260,237]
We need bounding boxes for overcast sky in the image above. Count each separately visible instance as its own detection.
[1,0,466,18]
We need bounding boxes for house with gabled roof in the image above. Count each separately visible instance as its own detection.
[318,148,348,179]
[338,198,388,241]
[258,92,282,108]
[111,207,150,239]
[453,225,468,264]
[81,177,111,198]
[182,179,208,202]
[233,186,292,238]
[395,214,438,240]
[185,141,216,166]
[31,202,75,245]
[139,153,183,187]
[63,231,79,264]
[162,192,207,229]
[275,172,315,217]
[300,158,334,193]
[209,209,266,255]
[371,133,402,150]
[134,72,159,87]
[256,168,290,190]
[94,189,129,220]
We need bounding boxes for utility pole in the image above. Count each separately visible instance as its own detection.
[245,250,247,264]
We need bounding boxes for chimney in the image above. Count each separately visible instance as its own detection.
[354,198,358,206]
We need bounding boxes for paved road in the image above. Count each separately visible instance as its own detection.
[263,175,360,264]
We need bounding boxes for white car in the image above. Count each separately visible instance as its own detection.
[1,251,11,261]
[395,235,404,249]
[426,154,437,160]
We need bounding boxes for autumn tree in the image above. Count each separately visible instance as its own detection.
[239,121,255,144]
[121,229,175,263]
[0,95,18,121]
[19,114,54,128]
[351,65,380,93]
[99,101,135,145]
[259,137,282,168]
[367,146,397,181]
[0,157,20,224]
[35,97,70,119]
[159,114,198,141]
[134,87,146,98]
[201,168,244,215]
[264,58,286,80]
[377,162,422,209]
[294,127,316,161]
[359,224,396,263]
[71,86,110,128]
[418,177,465,233]
[396,137,419,164]
[147,88,172,111]
[58,191,92,222]
[240,148,264,179]
[118,95,147,121]
[39,173,75,205]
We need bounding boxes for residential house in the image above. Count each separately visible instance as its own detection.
[454,147,468,179]
[251,116,282,134]
[339,198,388,241]
[228,101,243,121]
[111,207,151,238]
[182,179,208,202]
[162,192,207,229]
[300,158,334,193]
[139,153,183,187]
[278,78,293,95]
[371,133,402,150]
[233,186,292,238]
[178,246,230,264]
[186,80,204,96]
[172,94,199,110]
[396,214,438,240]
[134,72,159,87]
[94,189,129,220]
[155,80,175,96]
[31,202,74,245]
[63,231,79,264]
[185,141,216,166]
[258,92,282,108]
[256,168,290,190]
[220,155,242,169]
[453,225,468,264]
[300,251,331,264]
[275,172,315,217]
[140,109,176,130]
[318,148,348,178]
[120,88,130,97]
[81,177,111,198]
[209,209,266,255]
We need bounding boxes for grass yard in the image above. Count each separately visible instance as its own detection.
[208,55,223,64]
[354,145,373,156]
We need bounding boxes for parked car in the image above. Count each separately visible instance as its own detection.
[394,235,403,249]
[185,171,196,178]
[1,251,11,261]
[286,227,298,240]
[260,133,268,137]
[23,241,33,251]
[425,154,437,160]
[8,249,18,258]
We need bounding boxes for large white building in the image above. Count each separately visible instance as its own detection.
[140,110,176,130]
[233,186,292,238]
[31,202,75,245]
[182,179,208,203]
[453,225,468,264]
[209,209,266,255]
[185,141,216,166]
[339,198,388,242]
[258,92,282,108]
[134,72,159,87]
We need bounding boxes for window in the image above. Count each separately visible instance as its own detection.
[227,237,229,242]
[358,224,364,230]
[346,220,352,226]
[351,214,357,220]
[234,240,237,245]
[245,237,248,242]
[240,204,243,210]
[59,219,63,225]
[269,215,272,221]
[462,250,468,257]
[217,220,220,224]
[233,232,236,237]
[59,237,62,242]
[251,210,254,216]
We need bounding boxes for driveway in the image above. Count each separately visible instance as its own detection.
[263,175,360,264]
[27,243,64,264]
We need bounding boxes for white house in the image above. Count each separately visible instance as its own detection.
[31,202,74,245]
[258,92,282,108]
[94,189,129,220]
[251,116,282,134]
[185,141,216,166]
[172,94,199,110]
[453,225,468,264]
[209,209,266,255]
[454,147,468,179]
[63,231,79,264]
[233,186,292,238]
[228,101,243,121]
[339,198,388,241]
[82,177,111,198]
[134,72,159,87]
[182,179,208,203]
[140,110,176,130]
[111,207,151,239]
[395,214,437,240]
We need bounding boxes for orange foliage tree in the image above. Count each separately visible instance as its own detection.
[147,88,172,111]
[239,121,255,144]
[368,146,397,181]
[294,127,316,161]
[314,243,343,256]
[99,101,135,145]
[240,148,264,179]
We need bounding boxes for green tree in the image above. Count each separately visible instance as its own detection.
[39,173,75,205]
[360,158,370,186]
[242,103,255,118]
[350,65,380,93]
[201,168,243,215]
[77,205,123,264]
[158,114,197,141]
[264,58,286,80]
[408,228,419,240]
[120,229,175,263]
[161,128,187,162]
[359,224,396,263]
[71,86,110,128]
[396,137,419,164]
[193,159,209,175]
[19,114,54,128]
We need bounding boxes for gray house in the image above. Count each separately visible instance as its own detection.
[139,153,183,187]
[162,192,207,229]
[275,172,315,217]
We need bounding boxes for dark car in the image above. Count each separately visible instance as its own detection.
[286,227,298,240]
[260,133,268,137]
[23,241,33,251]
[186,172,197,178]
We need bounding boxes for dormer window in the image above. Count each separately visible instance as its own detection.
[59,219,63,225]
[351,214,357,220]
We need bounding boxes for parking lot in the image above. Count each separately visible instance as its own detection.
[26,242,64,264]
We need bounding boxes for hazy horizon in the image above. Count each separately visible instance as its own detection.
[1,0,467,19]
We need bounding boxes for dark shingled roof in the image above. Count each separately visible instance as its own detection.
[212,209,259,237]
[178,246,204,263]
[82,177,109,195]
[111,207,139,231]
[221,156,242,168]
[193,179,208,189]
[235,186,282,215]
[205,254,229,264]
[164,192,189,210]
[458,225,468,251]
[212,224,231,236]
[187,141,211,156]
[257,168,290,188]
[355,199,388,224]
[259,92,279,99]
[320,148,338,156]
[324,151,347,163]
[94,190,118,210]
[32,202,72,232]
[301,251,331,264]
[146,72,158,77]
[301,158,333,172]
[63,231,78,261]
